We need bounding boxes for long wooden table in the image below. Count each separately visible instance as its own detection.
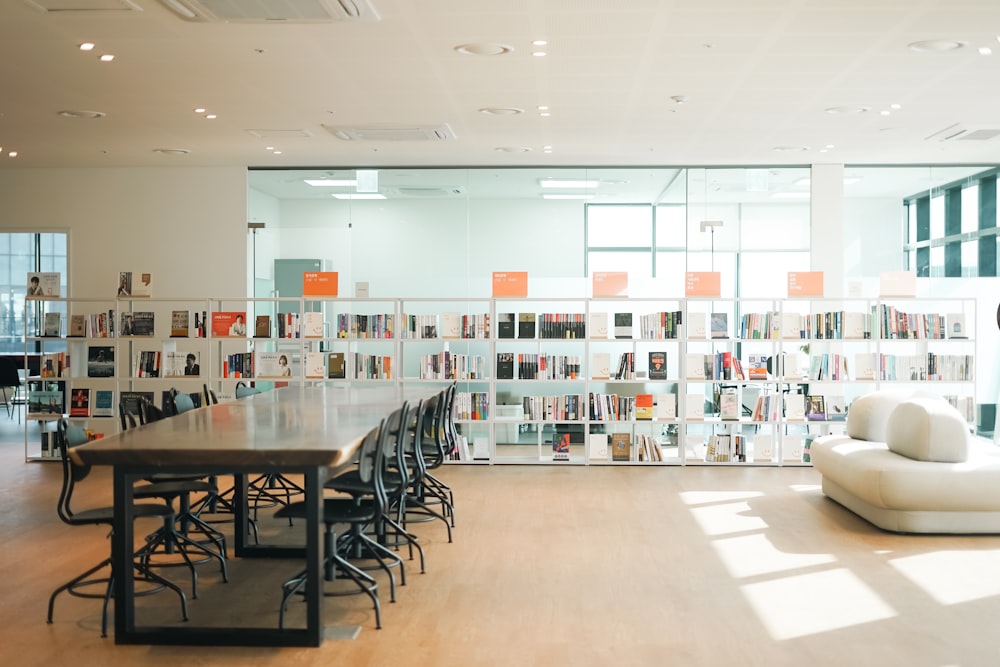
[71,384,421,647]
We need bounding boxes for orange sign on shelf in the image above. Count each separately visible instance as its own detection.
[685,271,721,298]
[787,271,824,297]
[303,271,339,298]
[492,271,528,298]
[592,271,628,298]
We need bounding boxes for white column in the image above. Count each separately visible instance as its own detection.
[810,164,845,297]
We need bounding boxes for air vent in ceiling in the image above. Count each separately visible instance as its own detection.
[388,186,467,198]
[157,0,379,22]
[324,124,457,142]
[26,0,141,12]
[926,123,1000,142]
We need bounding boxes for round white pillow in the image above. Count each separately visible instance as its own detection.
[885,397,970,463]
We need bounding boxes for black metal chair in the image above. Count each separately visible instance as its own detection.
[275,406,409,631]
[0,355,23,422]
[410,384,458,528]
[47,418,189,637]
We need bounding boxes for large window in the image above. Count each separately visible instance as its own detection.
[0,233,67,353]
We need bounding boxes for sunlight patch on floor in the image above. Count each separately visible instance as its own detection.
[713,533,836,578]
[680,490,764,505]
[742,569,896,640]
[889,550,1000,605]
[789,483,821,492]
[689,501,768,536]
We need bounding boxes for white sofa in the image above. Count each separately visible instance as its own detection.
[810,389,1000,534]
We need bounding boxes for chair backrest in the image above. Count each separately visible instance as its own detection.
[119,399,144,430]
[441,383,459,457]
[202,384,218,405]
[55,418,93,524]
[398,399,428,486]
[235,381,260,399]
[0,356,21,386]
[171,389,196,414]
[419,390,447,466]
[356,417,389,514]
[141,397,167,423]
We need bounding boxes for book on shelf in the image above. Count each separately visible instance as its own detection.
[304,351,326,379]
[441,312,461,339]
[590,352,611,380]
[517,313,536,339]
[710,312,728,339]
[946,313,968,339]
[496,352,515,380]
[300,311,323,338]
[552,433,571,461]
[212,311,247,338]
[163,351,200,377]
[119,390,154,418]
[27,271,60,298]
[40,353,68,378]
[43,312,61,337]
[826,395,847,421]
[131,272,153,297]
[29,386,64,415]
[255,351,292,379]
[784,393,806,420]
[610,433,631,461]
[193,311,207,337]
[747,354,769,380]
[654,393,676,419]
[613,312,632,339]
[648,351,667,379]
[719,388,740,420]
[685,353,706,380]
[92,389,114,417]
[635,393,654,420]
[588,433,609,461]
[751,433,773,462]
[685,393,705,420]
[780,312,802,339]
[783,434,804,462]
[327,352,346,379]
[589,312,609,339]
[686,311,707,339]
[68,314,86,337]
[497,313,515,339]
[805,395,826,421]
[87,345,115,377]
[254,314,271,338]
[843,311,868,339]
[69,387,90,417]
[131,311,155,336]
[854,353,876,380]
[170,310,190,337]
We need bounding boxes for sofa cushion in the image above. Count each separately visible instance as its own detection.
[846,389,941,442]
[885,397,969,462]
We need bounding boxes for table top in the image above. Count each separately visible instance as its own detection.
[71,385,423,469]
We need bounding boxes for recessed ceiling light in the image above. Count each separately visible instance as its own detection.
[152,148,190,155]
[532,40,547,46]
[454,43,513,56]
[79,43,94,51]
[57,109,106,119]
[305,179,357,187]
[494,146,531,153]
[825,144,835,149]
[824,106,870,114]
[206,114,217,119]
[272,150,282,155]
[532,51,547,57]
[332,193,386,200]
[908,39,966,52]
[772,145,809,152]
[194,108,206,114]
[979,46,993,56]
[99,54,114,62]
[537,105,549,111]
[8,151,17,158]
[890,104,901,109]
[880,110,891,116]
[539,112,551,117]
[479,107,523,116]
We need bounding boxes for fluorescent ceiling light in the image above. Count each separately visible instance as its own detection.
[305,179,357,187]
[332,193,385,200]
[539,179,598,189]
[543,194,595,200]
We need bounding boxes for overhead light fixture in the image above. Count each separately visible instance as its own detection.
[57,109,106,119]
[305,179,357,187]
[99,54,114,62]
[824,106,870,114]
[152,148,190,155]
[454,43,513,56]
[332,193,385,200]
[479,107,523,116]
[979,46,993,56]
[772,145,810,152]
[908,39,966,52]
[79,42,95,51]
[540,179,598,189]
[543,194,595,200]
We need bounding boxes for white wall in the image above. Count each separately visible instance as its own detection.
[0,167,247,298]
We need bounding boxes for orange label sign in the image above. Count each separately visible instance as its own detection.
[492,271,528,298]
[592,271,628,297]
[685,272,721,297]
[787,271,824,297]
[303,272,339,298]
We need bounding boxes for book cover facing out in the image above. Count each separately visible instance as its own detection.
[518,313,536,339]
[648,351,667,379]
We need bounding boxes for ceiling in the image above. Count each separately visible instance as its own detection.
[1,0,998,201]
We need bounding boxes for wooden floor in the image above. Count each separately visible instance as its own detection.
[4,409,1000,666]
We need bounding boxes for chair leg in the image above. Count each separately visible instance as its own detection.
[47,557,112,625]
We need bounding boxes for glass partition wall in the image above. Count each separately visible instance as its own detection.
[248,165,999,448]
